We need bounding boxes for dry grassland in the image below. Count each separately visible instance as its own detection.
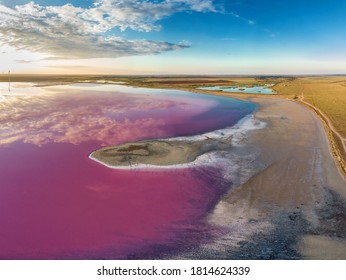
[274,76,346,174]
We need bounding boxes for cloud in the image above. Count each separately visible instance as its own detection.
[15,59,32,63]
[0,0,218,59]
[89,0,217,32]
[228,12,255,25]
[45,65,91,69]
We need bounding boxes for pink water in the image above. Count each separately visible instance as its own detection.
[0,84,255,259]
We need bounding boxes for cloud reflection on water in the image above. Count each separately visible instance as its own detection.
[0,83,216,146]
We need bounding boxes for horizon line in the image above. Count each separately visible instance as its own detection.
[1,73,346,77]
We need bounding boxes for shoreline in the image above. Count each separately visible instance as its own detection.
[84,82,346,258]
[297,97,346,176]
[173,95,346,259]
[172,86,346,178]
[6,78,345,177]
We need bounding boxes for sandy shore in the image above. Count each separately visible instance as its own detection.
[178,95,346,259]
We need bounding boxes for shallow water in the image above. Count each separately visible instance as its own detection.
[199,85,275,94]
[0,83,256,259]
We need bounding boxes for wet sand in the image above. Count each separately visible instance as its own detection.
[188,96,346,259]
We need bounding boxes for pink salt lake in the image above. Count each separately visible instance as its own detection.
[0,83,256,259]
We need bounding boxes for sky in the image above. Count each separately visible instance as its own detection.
[0,0,345,75]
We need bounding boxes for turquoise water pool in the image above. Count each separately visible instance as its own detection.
[199,85,275,94]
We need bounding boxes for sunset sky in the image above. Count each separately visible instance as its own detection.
[0,0,345,75]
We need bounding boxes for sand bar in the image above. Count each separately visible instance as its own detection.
[90,140,208,167]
